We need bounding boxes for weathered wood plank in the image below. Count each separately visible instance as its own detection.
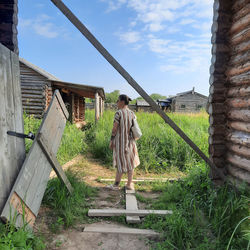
[100,178,177,182]
[126,193,140,223]
[37,133,73,194]
[88,209,173,217]
[83,226,159,236]
[51,0,226,181]
[1,90,68,228]
[0,44,25,213]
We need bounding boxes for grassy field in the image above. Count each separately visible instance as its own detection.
[1,111,248,249]
[85,109,209,173]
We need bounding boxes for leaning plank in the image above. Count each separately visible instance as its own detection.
[0,44,25,213]
[37,133,73,194]
[1,90,69,228]
[51,0,226,181]
[88,209,173,217]
[83,226,159,236]
[126,193,140,223]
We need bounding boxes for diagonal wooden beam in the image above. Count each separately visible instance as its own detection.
[50,0,226,181]
[37,133,73,194]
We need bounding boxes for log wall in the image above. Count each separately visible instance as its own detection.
[0,0,18,54]
[20,62,48,118]
[209,0,250,184]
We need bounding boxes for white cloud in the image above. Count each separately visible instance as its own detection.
[180,18,196,25]
[19,14,66,39]
[100,0,127,11]
[119,31,141,43]
[101,0,213,76]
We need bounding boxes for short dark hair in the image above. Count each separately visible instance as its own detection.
[119,94,132,105]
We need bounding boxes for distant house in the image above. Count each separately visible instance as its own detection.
[20,58,105,123]
[171,88,208,112]
[136,100,155,112]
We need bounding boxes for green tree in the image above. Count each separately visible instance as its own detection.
[150,93,167,100]
[105,90,120,103]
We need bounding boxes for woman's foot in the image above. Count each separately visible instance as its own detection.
[106,184,120,190]
[125,183,134,190]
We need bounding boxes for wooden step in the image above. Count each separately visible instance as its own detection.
[83,225,159,237]
[88,209,173,217]
[126,191,140,224]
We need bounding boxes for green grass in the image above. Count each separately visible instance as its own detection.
[23,114,86,165]
[85,109,209,172]
[42,170,97,229]
[0,221,45,250]
[138,167,250,250]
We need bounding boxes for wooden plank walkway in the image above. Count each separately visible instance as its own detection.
[83,225,159,237]
[125,186,140,223]
[88,209,172,217]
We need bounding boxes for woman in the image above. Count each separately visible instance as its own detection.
[109,94,140,190]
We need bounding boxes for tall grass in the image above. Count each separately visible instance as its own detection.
[23,114,86,165]
[85,109,209,172]
[140,167,250,249]
[42,171,96,229]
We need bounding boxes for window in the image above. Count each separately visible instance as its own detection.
[197,104,202,110]
[180,104,186,109]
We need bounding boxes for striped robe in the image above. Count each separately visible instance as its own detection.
[113,108,140,173]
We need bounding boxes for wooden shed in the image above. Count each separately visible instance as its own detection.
[19,58,105,123]
[209,0,250,184]
[171,88,208,113]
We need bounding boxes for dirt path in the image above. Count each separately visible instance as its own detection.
[35,154,173,250]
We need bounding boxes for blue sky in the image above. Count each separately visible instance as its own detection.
[18,0,213,99]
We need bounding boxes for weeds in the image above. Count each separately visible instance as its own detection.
[139,166,250,250]
[0,221,45,249]
[42,170,97,229]
[24,114,86,165]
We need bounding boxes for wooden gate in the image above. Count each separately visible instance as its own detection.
[1,90,69,228]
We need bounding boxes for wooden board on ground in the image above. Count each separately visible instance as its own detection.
[100,178,178,182]
[0,43,26,213]
[126,192,140,224]
[88,209,173,217]
[83,225,159,237]
[1,90,69,228]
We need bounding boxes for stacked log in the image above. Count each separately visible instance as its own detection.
[0,0,18,54]
[208,0,232,177]
[20,62,47,118]
[225,0,250,184]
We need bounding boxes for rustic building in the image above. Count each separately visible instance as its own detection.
[170,88,208,113]
[20,58,105,123]
[209,0,250,184]
[136,100,156,112]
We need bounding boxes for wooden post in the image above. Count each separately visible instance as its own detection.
[0,0,19,54]
[71,93,75,123]
[95,92,100,123]
[50,0,226,181]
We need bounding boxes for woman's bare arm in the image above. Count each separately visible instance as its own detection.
[110,121,119,149]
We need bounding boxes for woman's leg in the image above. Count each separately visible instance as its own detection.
[114,171,123,186]
[127,169,134,188]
